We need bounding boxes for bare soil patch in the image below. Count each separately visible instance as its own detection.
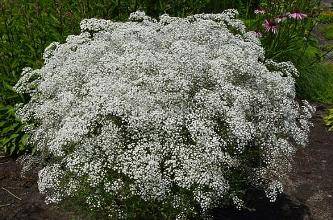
[287,104,333,220]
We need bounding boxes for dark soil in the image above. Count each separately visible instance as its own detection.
[0,105,332,220]
[0,154,75,220]
[287,104,333,220]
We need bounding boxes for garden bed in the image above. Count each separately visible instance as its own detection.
[0,155,74,220]
[0,104,332,220]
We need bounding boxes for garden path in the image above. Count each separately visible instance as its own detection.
[287,105,333,220]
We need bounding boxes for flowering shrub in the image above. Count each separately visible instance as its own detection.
[15,10,314,218]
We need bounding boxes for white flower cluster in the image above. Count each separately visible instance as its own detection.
[15,10,314,217]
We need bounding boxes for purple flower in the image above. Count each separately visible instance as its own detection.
[288,11,307,20]
[263,20,278,34]
[254,7,266,15]
[255,31,262,38]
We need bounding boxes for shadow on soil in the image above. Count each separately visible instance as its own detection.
[212,190,310,220]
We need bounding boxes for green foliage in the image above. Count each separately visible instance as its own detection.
[296,62,333,103]
[318,11,333,24]
[319,23,333,40]
[244,0,333,104]
[324,108,333,131]
[0,0,80,155]
[0,108,31,155]
[0,67,31,155]
[246,0,320,62]
[62,183,201,219]
[0,90,31,155]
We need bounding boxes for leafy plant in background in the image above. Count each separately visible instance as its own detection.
[319,23,333,40]
[0,80,31,155]
[246,0,320,62]
[296,62,333,103]
[0,0,79,155]
[318,10,333,24]
[324,108,333,131]
[245,0,333,104]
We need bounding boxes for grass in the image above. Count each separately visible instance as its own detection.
[297,62,333,104]
[319,23,333,40]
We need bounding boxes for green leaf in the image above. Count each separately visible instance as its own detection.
[9,144,16,155]
[1,137,11,145]
[3,81,15,91]
[20,134,29,145]
[9,133,19,140]
[1,125,16,134]
[32,146,37,155]
[50,15,60,25]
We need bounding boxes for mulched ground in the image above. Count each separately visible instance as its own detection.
[287,104,333,220]
[0,155,75,220]
[0,104,332,220]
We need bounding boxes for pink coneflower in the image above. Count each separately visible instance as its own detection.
[263,19,278,34]
[275,15,287,23]
[254,7,266,15]
[288,10,307,20]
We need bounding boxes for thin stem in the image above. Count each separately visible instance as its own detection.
[1,187,22,201]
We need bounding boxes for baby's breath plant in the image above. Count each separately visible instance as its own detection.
[15,10,314,219]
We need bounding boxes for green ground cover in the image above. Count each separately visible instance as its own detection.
[320,23,333,40]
